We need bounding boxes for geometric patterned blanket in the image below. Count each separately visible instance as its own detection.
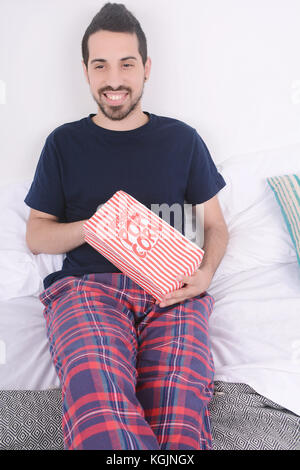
[0,381,299,450]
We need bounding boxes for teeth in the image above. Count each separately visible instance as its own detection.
[105,93,127,101]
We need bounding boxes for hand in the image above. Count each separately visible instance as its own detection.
[156,267,213,308]
[81,219,89,243]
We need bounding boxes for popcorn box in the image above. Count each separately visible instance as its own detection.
[83,190,205,301]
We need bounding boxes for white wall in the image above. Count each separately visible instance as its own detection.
[1,0,300,188]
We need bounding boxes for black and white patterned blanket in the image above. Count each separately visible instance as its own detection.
[0,381,299,450]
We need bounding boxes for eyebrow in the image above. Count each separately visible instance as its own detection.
[90,56,137,64]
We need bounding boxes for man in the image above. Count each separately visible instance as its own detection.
[25,3,229,450]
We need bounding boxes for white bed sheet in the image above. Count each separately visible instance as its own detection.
[209,261,300,416]
[0,295,60,390]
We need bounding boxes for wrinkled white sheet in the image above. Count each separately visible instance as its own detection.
[209,261,300,416]
[0,295,60,389]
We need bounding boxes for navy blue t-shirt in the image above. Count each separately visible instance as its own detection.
[24,111,226,290]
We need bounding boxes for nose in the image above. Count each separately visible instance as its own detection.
[104,68,126,92]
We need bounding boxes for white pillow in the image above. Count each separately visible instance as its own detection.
[212,142,300,280]
[0,181,64,300]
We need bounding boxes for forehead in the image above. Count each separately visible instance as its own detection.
[88,30,140,61]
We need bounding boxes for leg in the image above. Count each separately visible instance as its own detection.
[39,275,160,450]
[135,292,215,450]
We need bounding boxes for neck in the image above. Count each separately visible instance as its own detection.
[92,109,149,132]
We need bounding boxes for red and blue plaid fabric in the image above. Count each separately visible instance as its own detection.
[39,272,215,450]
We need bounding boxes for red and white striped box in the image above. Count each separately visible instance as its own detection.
[83,190,205,301]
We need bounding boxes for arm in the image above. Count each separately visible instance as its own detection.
[26,208,88,255]
[196,194,229,280]
[198,225,229,281]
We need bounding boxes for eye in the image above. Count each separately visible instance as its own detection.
[95,64,133,70]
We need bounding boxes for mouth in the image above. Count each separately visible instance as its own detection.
[102,92,129,106]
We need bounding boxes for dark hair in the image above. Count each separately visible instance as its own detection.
[81,3,148,68]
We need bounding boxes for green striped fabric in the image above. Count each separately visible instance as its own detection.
[267,174,300,267]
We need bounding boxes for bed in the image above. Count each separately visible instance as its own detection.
[0,143,299,450]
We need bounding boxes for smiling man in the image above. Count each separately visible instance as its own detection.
[24,2,228,451]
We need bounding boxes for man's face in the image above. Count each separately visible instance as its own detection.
[83,30,151,121]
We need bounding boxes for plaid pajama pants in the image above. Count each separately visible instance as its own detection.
[39,272,216,450]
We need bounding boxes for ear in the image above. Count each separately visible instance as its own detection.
[82,60,89,84]
[144,56,152,81]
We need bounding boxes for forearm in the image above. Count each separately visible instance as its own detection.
[26,218,88,255]
[198,225,229,280]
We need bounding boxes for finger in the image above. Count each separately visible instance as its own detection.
[159,289,191,307]
[158,297,186,307]
[175,274,193,283]
[164,290,186,301]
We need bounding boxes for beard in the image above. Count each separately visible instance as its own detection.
[92,84,145,121]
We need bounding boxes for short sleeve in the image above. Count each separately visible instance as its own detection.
[24,133,65,219]
[184,130,226,205]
